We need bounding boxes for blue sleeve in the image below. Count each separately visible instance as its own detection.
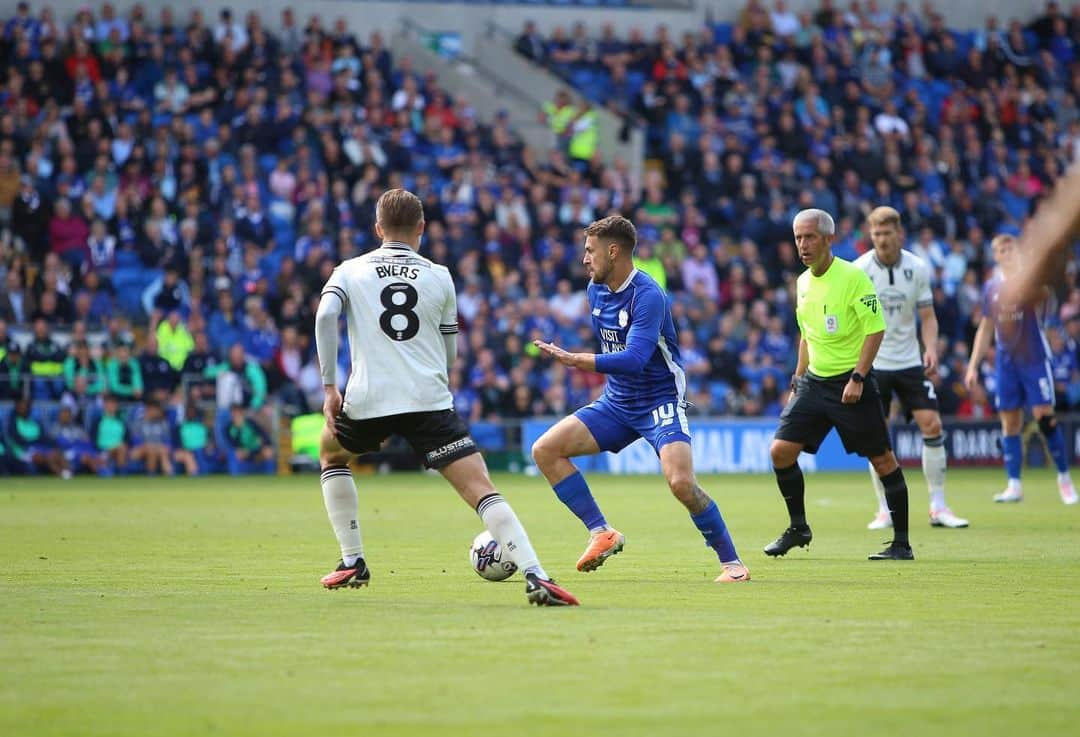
[594,287,664,375]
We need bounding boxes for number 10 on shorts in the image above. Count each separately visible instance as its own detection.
[652,403,675,427]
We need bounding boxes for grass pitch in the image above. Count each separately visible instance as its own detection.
[2,468,1079,737]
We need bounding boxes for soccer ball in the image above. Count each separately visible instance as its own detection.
[469,530,518,581]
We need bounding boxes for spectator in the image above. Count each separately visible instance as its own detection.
[140,336,177,400]
[143,267,191,318]
[48,197,89,269]
[24,317,65,398]
[54,404,105,476]
[94,394,131,472]
[130,400,175,476]
[173,404,216,476]
[225,404,275,474]
[208,344,268,411]
[6,397,69,477]
[515,20,547,62]
[156,311,195,372]
[11,175,49,259]
[181,332,218,402]
[0,336,24,400]
[63,340,105,398]
[104,340,143,399]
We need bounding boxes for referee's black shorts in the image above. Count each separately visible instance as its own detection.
[774,371,892,458]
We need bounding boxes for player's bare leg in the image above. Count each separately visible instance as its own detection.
[867,451,915,560]
[318,425,369,589]
[996,409,1025,503]
[532,416,623,572]
[441,452,578,606]
[765,439,814,556]
[660,441,748,582]
[913,409,968,527]
[1031,405,1078,505]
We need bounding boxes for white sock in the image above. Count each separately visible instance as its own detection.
[1008,478,1023,492]
[476,493,548,580]
[922,441,948,511]
[321,465,363,562]
[869,461,889,515]
[1058,472,1073,486]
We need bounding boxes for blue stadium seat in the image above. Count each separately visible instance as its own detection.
[1001,191,1031,222]
[952,31,975,56]
[712,23,733,46]
[115,249,141,269]
[709,381,731,409]
[258,154,279,175]
[570,68,596,89]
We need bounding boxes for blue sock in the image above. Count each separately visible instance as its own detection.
[691,500,740,563]
[1002,434,1022,482]
[1045,425,1069,473]
[552,471,607,531]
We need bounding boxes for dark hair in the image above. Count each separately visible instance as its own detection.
[376,189,424,233]
[585,215,637,254]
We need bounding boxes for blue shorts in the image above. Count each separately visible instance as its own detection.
[574,395,691,455]
[996,359,1055,411]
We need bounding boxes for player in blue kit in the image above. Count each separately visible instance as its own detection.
[965,234,1078,505]
[531,216,750,583]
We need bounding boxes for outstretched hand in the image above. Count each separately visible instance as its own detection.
[534,339,576,367]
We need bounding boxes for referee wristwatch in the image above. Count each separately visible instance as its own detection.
[850,371,865,384]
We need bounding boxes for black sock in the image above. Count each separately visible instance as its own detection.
[880,467,910,545]
[774,463,807,528]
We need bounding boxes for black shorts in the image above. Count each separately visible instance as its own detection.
[875,366,939,419]
[333,409,478,469]
[774,372,892,458]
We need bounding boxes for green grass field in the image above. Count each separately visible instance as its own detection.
[2,468,1079,737]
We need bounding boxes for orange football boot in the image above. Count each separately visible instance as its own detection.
[576,528,625,572]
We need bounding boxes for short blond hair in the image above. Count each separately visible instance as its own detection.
[991,233,1016,249]
[867,206,901,229]
[376,189,424,232]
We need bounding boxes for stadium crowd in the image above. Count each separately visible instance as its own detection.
[1,0,1080,477]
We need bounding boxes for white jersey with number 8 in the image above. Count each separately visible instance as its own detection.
[321,243,458,420]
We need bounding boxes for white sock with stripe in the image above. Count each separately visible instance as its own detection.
[321,465,363,566]
[922,436,948,512]
[476,493,548,580]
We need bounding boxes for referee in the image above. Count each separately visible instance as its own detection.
[765,209,914,561]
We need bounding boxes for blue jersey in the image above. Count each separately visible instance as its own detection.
[588,269,685,411]
[982,275,1050,368]
[982,274,1055,410]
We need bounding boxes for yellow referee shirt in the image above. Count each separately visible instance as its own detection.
[796,257,886,377]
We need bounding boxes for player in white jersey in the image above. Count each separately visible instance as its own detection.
[313,189,578,606]
[854,207,969,529]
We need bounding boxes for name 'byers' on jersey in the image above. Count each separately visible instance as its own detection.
[321,243,458,420]
[854,249,933,371]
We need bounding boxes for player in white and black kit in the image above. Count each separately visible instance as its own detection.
[855,207,969,529]
[313,189,578,606]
